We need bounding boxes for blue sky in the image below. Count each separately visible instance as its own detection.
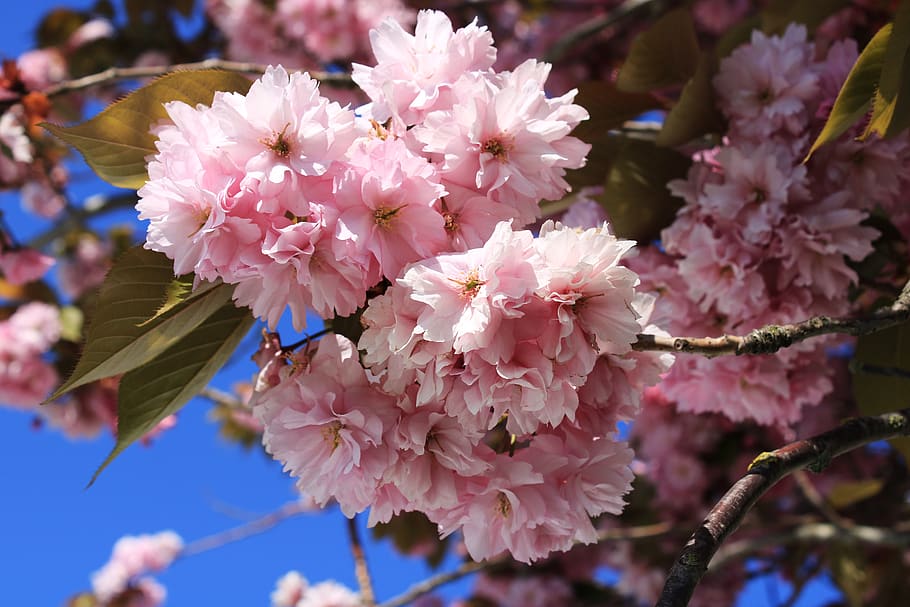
[0,3,844,606]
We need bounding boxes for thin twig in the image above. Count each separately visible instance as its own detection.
[633,280,910,358]
[655,407,910,607]
[545,0,672,63]
[41,59,354,99]
[27,193,138,249]
[347,515,376,606]
[378,521,672,607]
[710,520,910,571]
[792,470,852,529]
[180,500,310,558]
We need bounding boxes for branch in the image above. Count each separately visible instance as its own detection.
[378,521,671,607]
[42,59,354,99]
[655,407,910,607]
[710,520,910,571]
[633,280,910,358]
[545,0,672,63]
[347,515,376,606]
[27,193,138,249]
[180,500,310,558]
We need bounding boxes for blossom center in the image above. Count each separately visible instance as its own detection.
[373,205,405,229]
[451,268,485,299]
[481,133,514,161]
[321,421,345,453]
[443,211,459,233]
[263,123,293,157]
[495,492,512,518]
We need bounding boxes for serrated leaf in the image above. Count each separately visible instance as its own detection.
[90,303,254,483]
[571,82,662,143]
[595,137,690,242]
[43,70,252,189]
[616,8,700,93]
[827,479,885,509]
[656,52,724,147]
[852,320,910,462]
[863,3,910,139]
[141,275,222,326]
[806,23,892,159]
[50,247,235,400]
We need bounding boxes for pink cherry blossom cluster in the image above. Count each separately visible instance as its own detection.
[253,220,672,563]
[206,0,414,67]
[90,531,182,607]
[0,301,59,407]
[270,571,360,607]
[636,24,910,427]
[137,10,591,331]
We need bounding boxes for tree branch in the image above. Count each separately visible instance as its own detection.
[180,500,310,559]
[709,520,910,571]
[378,521,672,607]
[42,59,354,99]
[633,280,910,358]
[655,408,910,607]
[347,515,376,606]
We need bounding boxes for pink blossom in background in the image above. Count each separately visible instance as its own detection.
[91,531,183,605]
[271,571,308,607]
[0,246,54,285]
[0,108,32,185]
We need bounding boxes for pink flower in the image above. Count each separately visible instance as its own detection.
[0,109,31,185]
[415,60,590,224]
[271,571,307,607]
[714,24,819,139]
[297,580,360,607]
[0,247,55,285]
[334,137,447,280]
[352,9,496,125]
[253,335,399,516]
[211,65,357,186]
[91,531,183,602]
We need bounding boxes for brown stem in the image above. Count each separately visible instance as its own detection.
[41,59,354,99]
[180,500,309,558]
[655,408,910,607]
[378,521,672,607]
[634,280,910,358]
[347,515,376,606]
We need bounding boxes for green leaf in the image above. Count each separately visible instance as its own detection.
[50,247,235,400]
[827,479,885,509]
[656,53,724,147]
[141,275,222,326]
[571,82,662,143]
[43,70,252,189]
[616,8,700,93]
[595,137,690,242]
[852,320,910,462]
[805,22,892,159]
[91,302,254,484]
[864,2,910,139]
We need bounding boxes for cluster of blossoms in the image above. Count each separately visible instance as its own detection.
[270,571,360,607]
[635,24,910,427]
[207,0,414,67]
[90,531,183,607]
[137,9,590,331]
[0,301,59,407]
[136,10,674,562]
